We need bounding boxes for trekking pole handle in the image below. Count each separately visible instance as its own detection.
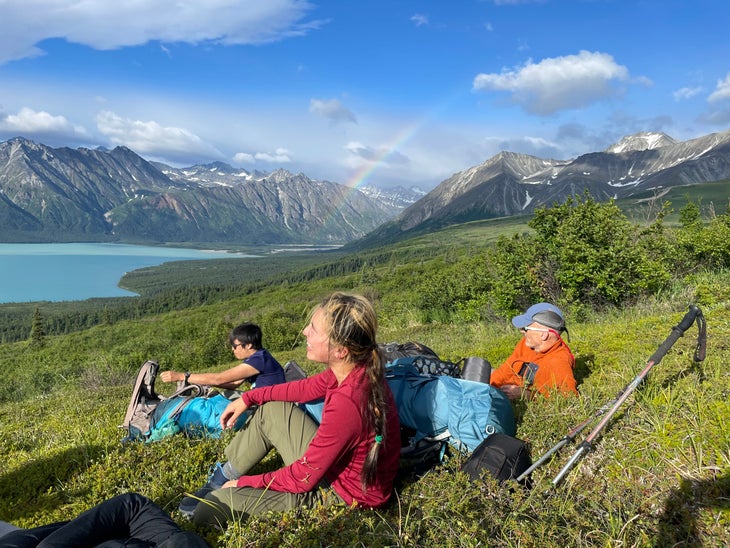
[648,305,702,365]
[678,304,700,331]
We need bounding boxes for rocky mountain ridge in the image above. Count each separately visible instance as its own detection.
[362,129,730,242]
[2,129,729,247]
[0,138,409,245]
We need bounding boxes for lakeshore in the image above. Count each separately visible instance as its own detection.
[0,242,252,303]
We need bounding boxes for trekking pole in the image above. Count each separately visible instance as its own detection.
[550,304,706,487]
[515,396,620,483]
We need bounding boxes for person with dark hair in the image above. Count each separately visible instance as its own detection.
[179,292,401,528]
[160,322,285,390]
[0,492,209,547]
[490,302,577,400]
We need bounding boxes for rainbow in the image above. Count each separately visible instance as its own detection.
[318,89,466,238]
[312,124,418,242]
[344,135,409,189]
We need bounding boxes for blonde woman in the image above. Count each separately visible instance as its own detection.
[182,292,401,528]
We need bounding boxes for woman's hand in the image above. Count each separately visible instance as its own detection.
[222,479,239,489]
[220,397,249,429]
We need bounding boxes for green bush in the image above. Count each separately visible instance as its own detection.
[484,233,543,318]
[677,208,730,271]
[481,195,677,317]
[258,308,307,352]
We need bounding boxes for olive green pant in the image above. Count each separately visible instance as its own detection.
[192,401,344,528]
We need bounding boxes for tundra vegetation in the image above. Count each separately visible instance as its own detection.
[0,195,728,547]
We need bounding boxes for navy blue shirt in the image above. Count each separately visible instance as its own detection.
[245,348,285,388]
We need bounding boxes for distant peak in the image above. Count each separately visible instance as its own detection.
[606,132,676,154]
[267,168,299,182]
[199,161,234,172]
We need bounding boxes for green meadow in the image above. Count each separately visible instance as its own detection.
[1,195,728,547]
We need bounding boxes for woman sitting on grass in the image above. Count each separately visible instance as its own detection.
[181,292,401,528]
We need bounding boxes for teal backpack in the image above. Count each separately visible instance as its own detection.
[121,359,307,443]
[299,358,516,453]
[120,360,245,443]
[385,360,516,453]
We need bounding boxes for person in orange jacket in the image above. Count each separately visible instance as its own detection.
[490,302,577,401]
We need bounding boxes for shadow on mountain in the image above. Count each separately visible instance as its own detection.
[0,444,103,521]
[654,471,729,547]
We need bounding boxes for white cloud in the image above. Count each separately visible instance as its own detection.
[472,50,632,115]
[233,152,255,163]
[0,0,324,64]
[345,141,409,166]
[235,148,291,163]
[673,86,704,101]
[309,99,357,124]
[411,14,429,27]
[708,73,730,103]
[95,110,221,160]
[633,75,654,88]
[490,135,563,159]
[255,148,292,162]
[697,73,730,126]
[697,109,730,125]
[0,107,88,138]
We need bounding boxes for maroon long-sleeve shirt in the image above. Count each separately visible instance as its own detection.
[237,365,401,508]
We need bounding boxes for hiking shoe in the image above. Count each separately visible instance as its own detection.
[178,462,229,518]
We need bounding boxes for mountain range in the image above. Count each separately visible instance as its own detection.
[358,128,730,245]
[0,138,419,245]
[1,129,729,246]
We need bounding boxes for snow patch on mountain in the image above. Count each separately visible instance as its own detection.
[606,132,677,154]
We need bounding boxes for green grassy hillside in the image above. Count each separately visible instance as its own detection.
[1,287,728,545]
[0,199,728,546]
[617,179,730,225]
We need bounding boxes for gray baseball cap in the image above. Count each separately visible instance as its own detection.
[511,302,566,332]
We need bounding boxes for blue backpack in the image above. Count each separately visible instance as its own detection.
[300,358,515,454]
[385,360,515,453]
[121,365,246,444]
[144,387,247,442]
[121,359,306,443]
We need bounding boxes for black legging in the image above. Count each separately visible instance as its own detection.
[0,493,208,548]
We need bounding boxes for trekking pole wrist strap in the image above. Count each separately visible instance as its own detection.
[184,371,191,385]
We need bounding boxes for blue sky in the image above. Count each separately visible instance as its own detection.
[1,0,729,191]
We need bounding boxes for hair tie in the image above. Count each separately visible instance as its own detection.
[374,435,383,444]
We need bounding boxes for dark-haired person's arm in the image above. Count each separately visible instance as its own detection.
[161,362,260,389]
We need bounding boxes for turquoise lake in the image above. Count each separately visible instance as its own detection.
[0,243,252,303]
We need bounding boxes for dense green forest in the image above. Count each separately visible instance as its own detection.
[3,181,727,344]
[0,213,515,343]
[1,193,728,546]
